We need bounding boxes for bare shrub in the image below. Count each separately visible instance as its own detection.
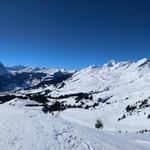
[95,119,103,129]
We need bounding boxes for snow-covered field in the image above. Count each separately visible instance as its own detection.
[0,101,150,150]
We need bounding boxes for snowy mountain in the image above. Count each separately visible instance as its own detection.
[0,58,150,150]
[0,62,10,76]
[0,64,74,92]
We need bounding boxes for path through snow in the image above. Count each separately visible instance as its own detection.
[0,104,150,150]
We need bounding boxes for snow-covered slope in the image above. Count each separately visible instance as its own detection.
[54,58,150,94]
[47,58,150,132]
[1,58,150,149]
[2,58,150,133]
[0,101,150,150]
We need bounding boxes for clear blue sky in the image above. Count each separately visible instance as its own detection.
[0,0,150,69]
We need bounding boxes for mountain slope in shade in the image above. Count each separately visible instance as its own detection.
[0,62,10,76]
[0,64,75,92]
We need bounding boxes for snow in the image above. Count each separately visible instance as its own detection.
[44,59,150,131]
[1,58,150,149]
[61,108,150,132]
[9,59,150,134]
[0,102,150,150]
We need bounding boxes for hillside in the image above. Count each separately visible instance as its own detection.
[0,58,150,149]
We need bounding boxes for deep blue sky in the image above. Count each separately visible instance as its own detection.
[0,0,150,69]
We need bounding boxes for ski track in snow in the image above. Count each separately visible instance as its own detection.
[0,105,94,150]
[0,104,150,150]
